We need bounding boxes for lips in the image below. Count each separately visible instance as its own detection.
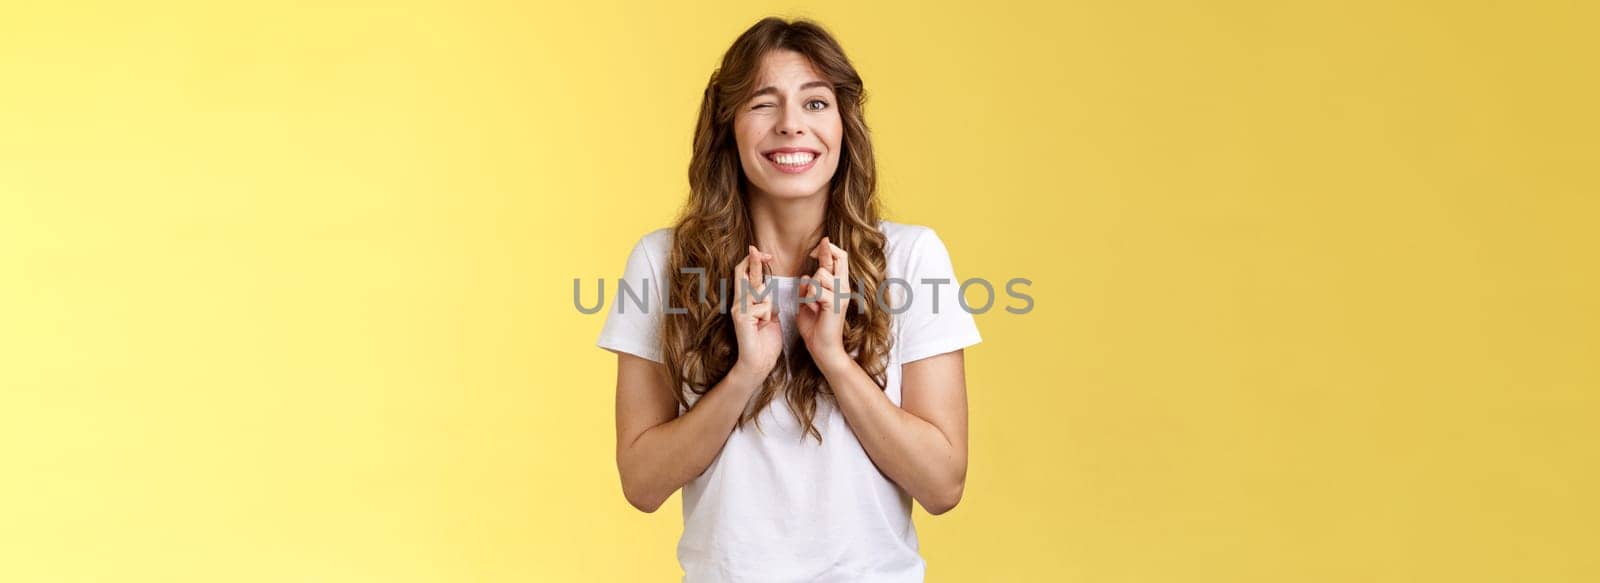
[760,147,821,174]
[761,147,821,156]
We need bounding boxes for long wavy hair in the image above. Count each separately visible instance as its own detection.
[661,17,892,444]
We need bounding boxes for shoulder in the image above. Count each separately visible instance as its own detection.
[880,218,932,249]
[879,219,946,269]
[625,227,674,265]
[639,227,674,254]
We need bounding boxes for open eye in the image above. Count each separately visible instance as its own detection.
[806,99,830,111]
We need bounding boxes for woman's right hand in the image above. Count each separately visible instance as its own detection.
[732,245,783,379]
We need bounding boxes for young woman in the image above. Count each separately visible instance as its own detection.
[596,17,981,582]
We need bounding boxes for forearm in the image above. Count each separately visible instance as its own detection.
[618,363,765,512]
[818,353,966,514]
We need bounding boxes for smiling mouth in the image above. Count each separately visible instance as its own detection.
[765,151,817,165]
[762,150,820,172]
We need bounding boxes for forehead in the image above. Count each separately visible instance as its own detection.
[754,50,831,91]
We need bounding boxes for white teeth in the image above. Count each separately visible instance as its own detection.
[770,152,815,165]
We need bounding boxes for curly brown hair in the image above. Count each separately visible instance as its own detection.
[661,17,892,444]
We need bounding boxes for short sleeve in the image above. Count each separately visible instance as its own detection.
[895,228,983,364]
[596,234,665,363]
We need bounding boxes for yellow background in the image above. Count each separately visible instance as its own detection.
[2,1,1596,581]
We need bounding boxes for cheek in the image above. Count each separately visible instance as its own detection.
[732,119,753,151]
[734,114,765,145]
[823,117,844,156]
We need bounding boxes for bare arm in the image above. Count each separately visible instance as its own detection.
[818,349,969,515]
[613,353,766,512]
[795,236,970,515]
[614,243,782,513]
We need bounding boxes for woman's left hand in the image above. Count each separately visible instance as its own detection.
[796,236,851,365]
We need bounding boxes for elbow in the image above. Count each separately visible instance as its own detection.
[620,476,666,513]
[922,478,966,516]
[624,488,665,513]
[618,457,666,513]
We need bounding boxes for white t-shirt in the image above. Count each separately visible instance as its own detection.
[596,219,982,583]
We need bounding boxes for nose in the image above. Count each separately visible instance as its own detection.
[776,103,805,136]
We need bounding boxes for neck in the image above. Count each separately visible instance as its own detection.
[748,188,826,277]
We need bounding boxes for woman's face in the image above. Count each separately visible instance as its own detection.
[734,50,843,201]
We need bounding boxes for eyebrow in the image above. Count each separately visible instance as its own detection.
[751,81,834,98]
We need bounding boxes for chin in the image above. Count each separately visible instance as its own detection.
[753,170,837,200]
[762,183,829,199]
